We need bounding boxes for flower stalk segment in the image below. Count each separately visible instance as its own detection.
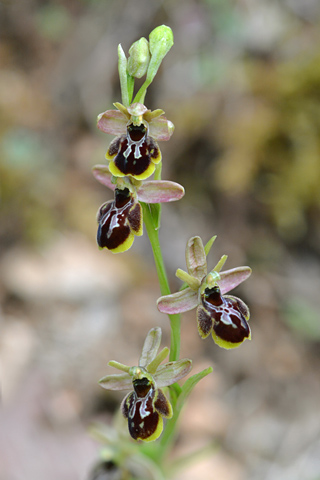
[141,202,181,362]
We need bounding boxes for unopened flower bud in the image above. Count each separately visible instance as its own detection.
[149,25,174,58]
[146,25,174,83]
[127,37,150,79]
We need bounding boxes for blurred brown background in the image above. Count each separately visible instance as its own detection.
[1,0,320,479]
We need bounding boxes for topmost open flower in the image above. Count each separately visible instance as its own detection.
[97,102,174,180]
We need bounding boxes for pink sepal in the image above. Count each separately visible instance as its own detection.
[157,287,198,314]
[138,180,184,203]
[92,165,115,190]
[97,110,127,135]
[218,267,252,295]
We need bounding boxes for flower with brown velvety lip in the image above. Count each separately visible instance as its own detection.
[99,327,192,442]
[97,102,174,180]
[96,187,142,254]
[94,165,185,254]
[157,236,252,349]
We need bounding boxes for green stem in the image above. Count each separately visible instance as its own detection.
[142,202,180,362]
[133,78,151,104]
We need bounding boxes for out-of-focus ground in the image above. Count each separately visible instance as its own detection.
[1,0,320,479]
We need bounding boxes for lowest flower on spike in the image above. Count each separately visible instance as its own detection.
[97,102,174,180]
[93,165,184,253]
[157,236,252,349]
[99,327,192,442]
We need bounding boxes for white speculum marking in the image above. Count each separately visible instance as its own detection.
[139,390,153,418]
[124,135,146,160]
[106,207,127,239]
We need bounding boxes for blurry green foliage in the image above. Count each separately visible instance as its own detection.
[214,50,320,241]
[0,128,62,245]
[284,297,320,341]
[34,4,71,42]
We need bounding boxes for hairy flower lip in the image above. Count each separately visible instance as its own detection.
[96,187,142,254]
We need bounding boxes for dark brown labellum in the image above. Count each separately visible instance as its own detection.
[96,188,141,251]
[201,287,250,344]
[107,127,160,177]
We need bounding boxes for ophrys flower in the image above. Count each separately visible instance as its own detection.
[157,236,252,349]
[97,102,174,180]
[99,327,192,441]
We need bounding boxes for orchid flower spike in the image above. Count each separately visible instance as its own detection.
[97,102,174,180]
[157,236,252,349]
[93,165,184,253]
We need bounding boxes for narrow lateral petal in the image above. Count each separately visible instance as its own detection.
[139,327,162,368]
[186,236,207,281]
[99,372,132,391]
[149,117,174,141]
[143,109,165,123]
[154,359,192,387]
[157,287,198,314]
[92,165,115,190]
[197,305,213,339]
[218,267,252,295]
[137,180,185,203]
[97,110,128,135]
